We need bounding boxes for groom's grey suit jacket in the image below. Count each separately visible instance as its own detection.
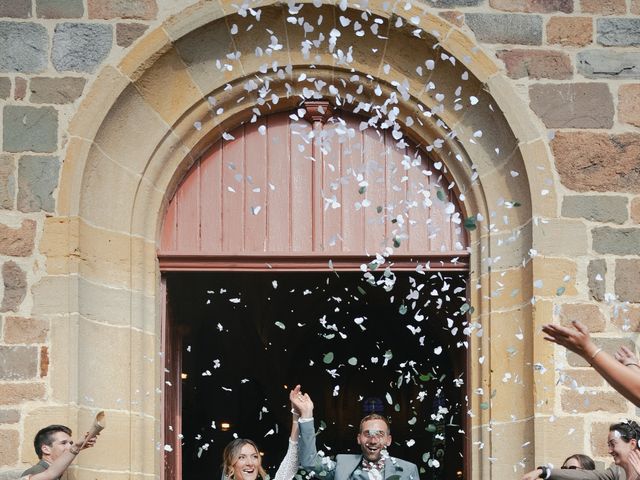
[298,420,420,480]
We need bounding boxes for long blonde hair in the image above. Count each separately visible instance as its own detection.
[222,439,267,480]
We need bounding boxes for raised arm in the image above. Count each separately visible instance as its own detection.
[273,398,301,480]
[542,320,640,406]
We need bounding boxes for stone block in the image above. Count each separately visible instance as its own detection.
[534,416,585,465]
[561,195,628,224]
[52,22,113,73]
[0,0,31,18]
[581,0,626,14]
[497,49,572,79]
[598,19,640,47]
[0,77,10,98]
[116,23,148,48]
[18,155,60,213]
[0,382,44,404]
[533,257,578,297]
[1,261,26,312]
[3,105,58,153]
[577,50,640,79]
[14,76,26,100]
[0,346,38,380]
[593,227,640,256]
[40,345,48,377]
[0,22,48,73]
[561,369,604,388]
[559,303,606,332]
[0,219,36,256]
[0,410,20,423]
[633,0,640,14]
[4,316,49,343]
[438,11,464,27]
[611,305,640,332]
[466,13,543,45]
[0,429,18,465]
[36,0,84,18]
[0,154,15,209]
[568,337,635,367]
[591,422,613,457]
[534,219,588,257]
[88,0,157,20]
[631,197,640,223]
[552,132,640,193]
[547,17,592,47]
[587,259,606,302]
[615,259,640,303]
[29,76,86,104]
[618,84,640,128]
[530,83,613,128]
[490,0,572,12]
[562,389,629,414]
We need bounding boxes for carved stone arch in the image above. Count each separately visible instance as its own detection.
[44,2,556,479]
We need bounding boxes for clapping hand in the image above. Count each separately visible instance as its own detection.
[289,384,314,418]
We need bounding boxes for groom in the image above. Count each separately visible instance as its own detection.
[290,385,420,480]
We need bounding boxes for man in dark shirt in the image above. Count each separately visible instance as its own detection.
[22,425,87,480]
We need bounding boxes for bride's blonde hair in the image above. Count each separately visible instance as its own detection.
[222,439,268,480]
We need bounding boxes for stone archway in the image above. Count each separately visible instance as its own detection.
[37,1,556,478]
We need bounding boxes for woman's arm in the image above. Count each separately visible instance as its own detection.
[542,320,640,406]
[273,392,301,480]
[522,466,618,480]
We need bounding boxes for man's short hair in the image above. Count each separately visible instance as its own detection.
[359,414,391,433]
[34,425,72,459]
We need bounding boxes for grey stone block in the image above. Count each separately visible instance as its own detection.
[466,13,543,45]
[0,346,38,380]
[0,22,48,73]
[562,195,628,224]
[0,154,15,209]
[423,0,481,6]
[529,83,614,129]
[0,77,9,98]
[568,337,635,367]
[615,259,640,303]
[578,50,640,78]
[29,76,86,103]
[0,0,32,18]
[52,22,113,73]
[0,409,20,423]
[592,227,640,255]
[36,0,84,18]
[598,18,640,47]
[3,105,58,153]
[17,155,60,212]
[588,258,606,302]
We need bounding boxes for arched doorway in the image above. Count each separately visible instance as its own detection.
[159,106,470,480]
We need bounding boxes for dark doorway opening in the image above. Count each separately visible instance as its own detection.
[165,270,468,480]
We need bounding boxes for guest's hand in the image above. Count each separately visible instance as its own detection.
[542,320,599,359]
[615,345,640,369]
[290,384,314,418]
[76,431,98,451]
[521,469,542,480]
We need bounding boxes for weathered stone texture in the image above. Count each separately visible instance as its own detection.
[561,195,628,223]
[631,197,640,223]
[530,83,613,128]
[0,154,15,209]
[535,219,588,256]
[36,0,84,18]
[88,0,158,20]
[615,259,640,303]
[497,49,571,79]
[561,389,627,413]
[568,338,634,367]
[0,219,36,256]
[3,106,58,153]
[1,261,27,312]
[14,76,27,100]
[546,17,592,47]
[0,0,31,18]
[559,303,605,332]
[598,19,640,47]
[4,316,49,343]
[593,227,640,255]
[561,369,604,388]
[40,345,48,377]
[588,259,606,301]
[611,305,640,332]
[0,77,10,99]
[581,0,626,15]
[0,346,38,380]
[0,429,19,465]
[18,155,60,213]
[29,76,86,104]
[438,11,464,27]
[552,132,640,193]
[618,84,640,128]
[0,382,44,404]
[466,14,543,45]
[52,23,113,73]
[490,0,572,12]
[0,22,48,73]
[577,50,640,78]
[633,0,640,14]
[116,22,149,47]
[0,410,20,424]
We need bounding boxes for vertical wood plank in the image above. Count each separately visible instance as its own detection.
[340,117,365,253]
[244,120,268,252]
[160,198,178,252]
[290,119,313,252]
[266,112,291,252]
[221,126,245,252]
[407,146,430,253]
[200,143,223,254]
[176,160,200,253]
[321,121,342,253]
[363,127,387,254]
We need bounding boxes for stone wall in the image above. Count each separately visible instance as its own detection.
[0,0,639,478]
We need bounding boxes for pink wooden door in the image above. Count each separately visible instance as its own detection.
[159,109,467,259]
